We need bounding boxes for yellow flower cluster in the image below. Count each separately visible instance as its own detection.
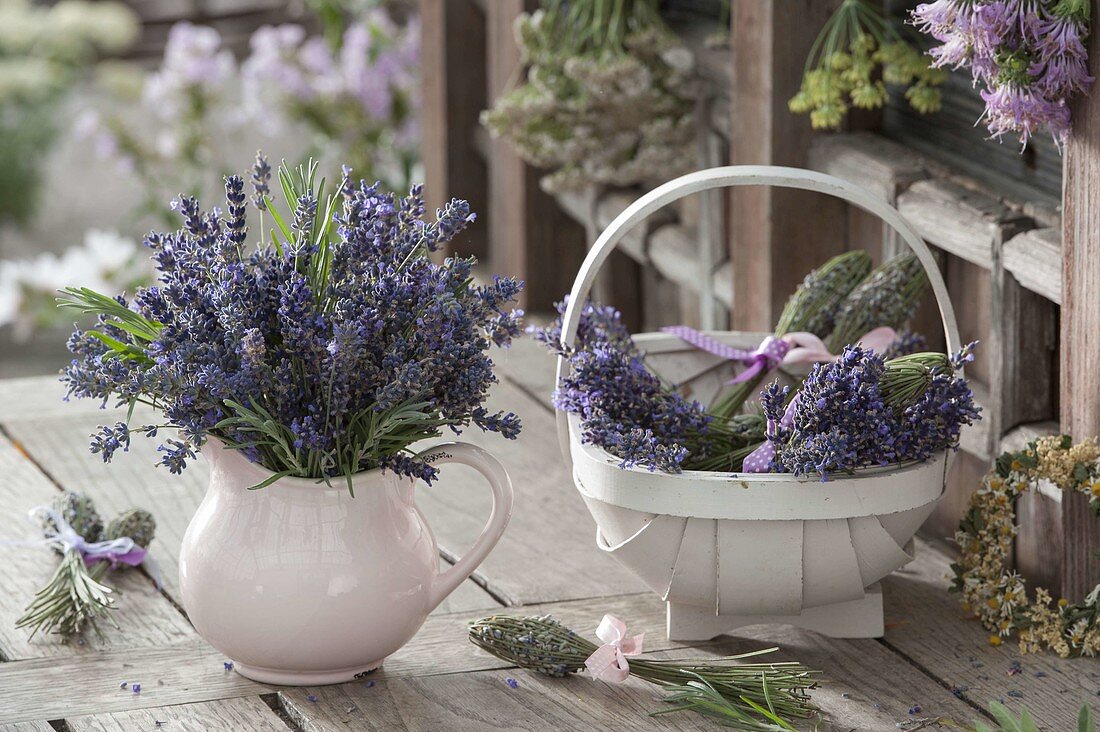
[788,0,945,131]
[790,36,943,130]
[954,436,1100,658]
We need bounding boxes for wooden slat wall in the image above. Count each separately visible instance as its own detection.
[728,0,849,331]
[1060,0,1100,602]
[483,2,587,312]
[420,0,489,260]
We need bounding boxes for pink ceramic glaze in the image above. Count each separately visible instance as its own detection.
[179,439,513,686]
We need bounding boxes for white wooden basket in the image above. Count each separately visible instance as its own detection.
[556,166,963,641]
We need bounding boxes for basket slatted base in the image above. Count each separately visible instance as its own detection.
[666,584,884,641]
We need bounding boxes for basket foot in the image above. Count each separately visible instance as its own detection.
[667,584,884,641]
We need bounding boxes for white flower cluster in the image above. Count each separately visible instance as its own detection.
[0,0,138,103]
[0,230,146,340]
[955,436,1100,657]
[482,11,698,193]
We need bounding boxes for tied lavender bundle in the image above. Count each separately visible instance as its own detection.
[16,492,157,640]
[760,344,981,481]
[710,252,926,422]
[910,0,1093,147]
[58,156,524,489]
[531,301,765,474]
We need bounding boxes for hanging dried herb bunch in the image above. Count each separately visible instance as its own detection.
[480,0,698,192]
[790,0,945,129]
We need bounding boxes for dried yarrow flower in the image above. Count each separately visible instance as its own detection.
[481,2,698,191]
[791,0,944,129]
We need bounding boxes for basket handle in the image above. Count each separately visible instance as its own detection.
[556,166,961,457]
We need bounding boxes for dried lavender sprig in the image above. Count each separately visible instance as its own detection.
[15,550,116,640]
[775,250,873,337]
[711,250,872,421]
[653,674,797,731]
[825,253,927,353]
[468,614,820,726]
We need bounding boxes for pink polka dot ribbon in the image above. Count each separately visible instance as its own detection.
[660,327,791,384]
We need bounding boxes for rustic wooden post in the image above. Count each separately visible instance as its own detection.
[1060,0,1100,602]
[727,0,849,330]
[484,1,586,311]
[420,0,488,260]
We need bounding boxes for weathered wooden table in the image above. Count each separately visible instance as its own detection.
[0,340,1093,730]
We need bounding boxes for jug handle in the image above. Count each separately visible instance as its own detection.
[420,442,514,611]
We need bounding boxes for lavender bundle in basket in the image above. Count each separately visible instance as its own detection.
[532,300,765,474]
[759,344,981,480]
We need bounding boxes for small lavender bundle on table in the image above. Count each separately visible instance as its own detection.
[58,156,524,489]
[469,614,820,730]
[17,491,157,640]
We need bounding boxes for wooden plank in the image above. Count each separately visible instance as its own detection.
[882,538,1099,730]
[413,376,647,605]
[420,0,489,260]
[279,590,980,731]
[728,0,849,330]
[64,696,286,732]
[808,132,930,261]
[1061,13,1100,601]
[484,0,586,312]
[557,185,734,308]
[0,640,268,725]
[991,231,1058,461]
[0,375,101,420]
[279,668,713,731]
[1002,228,1062,304]
[807,132,928,203]
[0,593,672,725]
[0,432,195,662]
[897,179,1029,269]
[0,722,52,732]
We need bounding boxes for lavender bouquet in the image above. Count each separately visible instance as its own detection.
[532,301,765,474]
[58,156,524,489]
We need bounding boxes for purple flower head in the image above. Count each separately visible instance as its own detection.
[911,0,1092,146]
[533,301,709,473]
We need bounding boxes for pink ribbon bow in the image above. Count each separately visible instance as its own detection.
[583,615,644,683]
